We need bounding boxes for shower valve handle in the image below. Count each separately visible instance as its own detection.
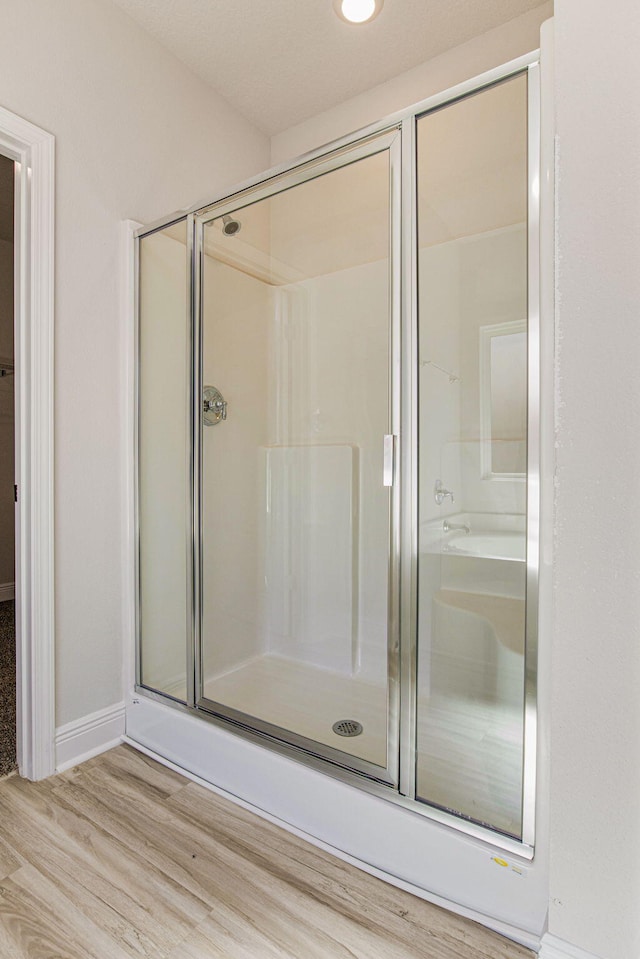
[204,397,227,418]
[203,386,228,426]
[434,479,454,505]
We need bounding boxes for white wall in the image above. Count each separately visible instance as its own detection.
[271,3,552,165]
[0,0,270,726]
[549,2,640,957]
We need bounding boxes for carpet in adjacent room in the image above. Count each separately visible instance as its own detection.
[0,599,16,777]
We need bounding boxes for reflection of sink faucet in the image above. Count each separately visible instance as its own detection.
[434,479,454,506]
[443,519,471,534]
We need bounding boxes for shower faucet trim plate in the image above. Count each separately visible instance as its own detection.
[203,385,228,426]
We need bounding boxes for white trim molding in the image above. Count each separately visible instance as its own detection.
[0,103,55,780]
[538,933,604,959]
[56,702,126,773]
[0,582,15,602]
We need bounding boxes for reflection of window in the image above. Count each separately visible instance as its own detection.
[479,320,527,480]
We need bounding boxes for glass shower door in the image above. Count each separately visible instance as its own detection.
[196,132,400,783]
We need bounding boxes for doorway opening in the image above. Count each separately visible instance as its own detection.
[0,152,15,777]
[0,102,55,782]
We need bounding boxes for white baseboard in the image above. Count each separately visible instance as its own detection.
[55,702,125,773]
[0,582,15,602]
[539,933,604,959]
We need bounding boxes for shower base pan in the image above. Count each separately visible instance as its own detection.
[189,650,522,836]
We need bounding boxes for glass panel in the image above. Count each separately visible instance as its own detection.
[416,74,528,837]
[199,149,392,771]
[138,219,189,701]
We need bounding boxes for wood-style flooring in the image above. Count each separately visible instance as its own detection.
[0,744,534,958]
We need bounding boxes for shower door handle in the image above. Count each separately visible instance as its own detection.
[383,434,396,487]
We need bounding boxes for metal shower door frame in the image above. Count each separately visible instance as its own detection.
[191,127,403,787]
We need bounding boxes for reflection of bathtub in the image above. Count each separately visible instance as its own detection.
[431,589,524,709]
[443,531,525,562]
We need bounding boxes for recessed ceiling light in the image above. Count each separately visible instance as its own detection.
[333,0,384,25]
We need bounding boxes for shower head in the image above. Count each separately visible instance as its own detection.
[222,214,241,237]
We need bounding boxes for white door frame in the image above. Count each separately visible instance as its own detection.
[0,104,55,780]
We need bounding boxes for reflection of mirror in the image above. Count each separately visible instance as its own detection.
[480,320,527,479]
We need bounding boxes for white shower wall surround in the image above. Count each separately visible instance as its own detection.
[200,257,390,686]
[131,51,549,945]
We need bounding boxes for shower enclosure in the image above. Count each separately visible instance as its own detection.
[135,54,539,852]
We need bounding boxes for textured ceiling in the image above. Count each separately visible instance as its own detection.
[110,0,546,135]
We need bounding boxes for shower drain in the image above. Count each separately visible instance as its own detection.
[332,719,363,738]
